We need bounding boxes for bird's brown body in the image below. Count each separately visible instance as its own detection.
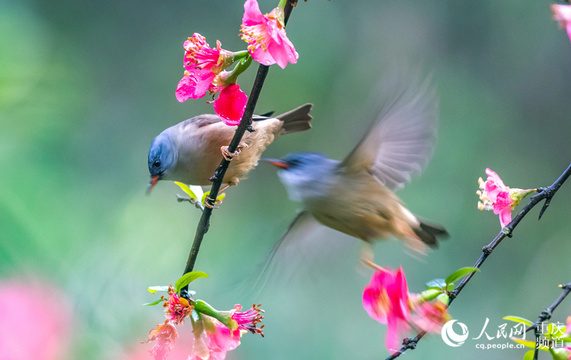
[148,104,312,188]
[167,116,288,185]
[269,77,448,257]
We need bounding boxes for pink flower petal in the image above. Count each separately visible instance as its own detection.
[498,206,513,228]
[175,69,216,102]
[208,323,241,352]
[251,46,277,66]
[242,0,265,26]
[213,84,248,125]
[552,4,571,22]
[484,168,508,201]
[385,312,410,351]
[147,323,178,360]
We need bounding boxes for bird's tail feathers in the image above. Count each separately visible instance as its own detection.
[412,219,449,249]
[277,103,313,134]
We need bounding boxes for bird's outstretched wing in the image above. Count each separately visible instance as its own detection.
[340,76,438,191]
[249,211,354,295]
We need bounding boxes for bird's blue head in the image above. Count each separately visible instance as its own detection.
[281,153,329,171]
[147,133,176,192]
[265,153,338,202]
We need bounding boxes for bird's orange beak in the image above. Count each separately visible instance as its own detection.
[264,158,289,170]
[147,176,160,194]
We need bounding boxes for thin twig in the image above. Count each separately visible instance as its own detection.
[526,282,571,334]
[523,282,571,360]
[180,0,298,297]
[385,164,571,360]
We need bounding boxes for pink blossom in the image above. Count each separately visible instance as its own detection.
[409,300,451,334]
[183,33,233,74]
[212,84,248,125]
[175,69,217,102]
[164,286,192,325]
[552,4,571,43]
[0,279,73,360]
[229,304,265,336]
[363,266,411,351]
[477,168,535,228]
[189,316,242,360]
[240,0,298,69]
[146,322,179,360]
[176,34,234,103]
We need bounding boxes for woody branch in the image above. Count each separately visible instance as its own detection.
[385,163,571,360]
[180,0,298,298]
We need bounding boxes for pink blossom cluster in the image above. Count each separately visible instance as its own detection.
[477,168,535,228]
[145,286,264,360]
[362,266,451,351]
[176,0,298,125]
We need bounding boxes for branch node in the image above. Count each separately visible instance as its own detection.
[501,226,513,237]
[539,309,552,322]
[537,186,554,220]
[482,245,493,254]
[400,337,417,350]
[560,282,571,290]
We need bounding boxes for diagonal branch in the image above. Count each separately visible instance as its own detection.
[180,0,298,297]
[525,282,571,360]
[525,282,571,334]
[385,163,571,360]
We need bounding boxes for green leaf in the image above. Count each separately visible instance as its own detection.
[143,298,164,306]
[523,349,535,360]
[147,286,169,294]
[436,293,450,306]
[445,267,480,286]
[175,271,209,293]
[174,181,198,200]
[420,289,442,301]
[503,316,533,326]
[426,279,447,290]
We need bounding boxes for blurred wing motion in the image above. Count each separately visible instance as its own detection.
[340,76,438,191]
[250,211,354,294]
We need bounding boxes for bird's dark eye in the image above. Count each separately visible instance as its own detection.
[288,159,301,167]
[153,159,161,167]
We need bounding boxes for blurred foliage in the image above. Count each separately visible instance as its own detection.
[1,0,571,359]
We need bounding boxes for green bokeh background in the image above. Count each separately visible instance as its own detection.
[2,0,571,359]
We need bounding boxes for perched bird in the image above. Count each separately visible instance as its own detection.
[266,78,448,260]
[147,104,313,192]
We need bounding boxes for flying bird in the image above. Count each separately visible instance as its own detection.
[147,104,313,192]
[266,78,448,261]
